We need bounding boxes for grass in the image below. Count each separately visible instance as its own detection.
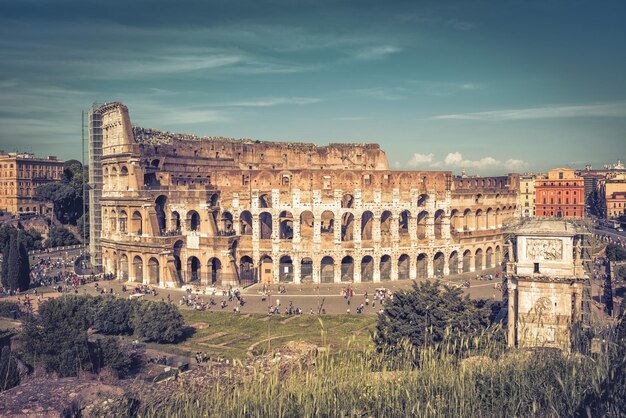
[155,311,376,360]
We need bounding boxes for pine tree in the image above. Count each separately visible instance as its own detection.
[6,234,20,291]
[16,231,30,291]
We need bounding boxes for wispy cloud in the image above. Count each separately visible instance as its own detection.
[431,102,626,121]
[353,87,405,101]
[407,152,528,171]
[353,45,401,60]
[224,97,322,107]
[409,80,483,97]
[407,152,435,167]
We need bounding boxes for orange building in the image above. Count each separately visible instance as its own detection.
[0,152,64,214]
[600,174,626,218]
[535,168,584,218]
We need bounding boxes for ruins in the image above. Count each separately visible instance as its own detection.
[90,102,520,287]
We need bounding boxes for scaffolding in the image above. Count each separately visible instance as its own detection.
[88,104,103,271]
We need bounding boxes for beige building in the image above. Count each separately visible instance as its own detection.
[0,152,64,214]
[519,174,537,217]
[92,102,520,288]
[598,173,626,219]
[506,219,589,351]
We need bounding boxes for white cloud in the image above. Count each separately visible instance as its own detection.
[353,87,404,101]
[353,45,401,60]
[431,102,626,121]
[407,153,435,167]
[225,97,322,107]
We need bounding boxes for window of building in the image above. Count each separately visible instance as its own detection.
[559,172,563,179]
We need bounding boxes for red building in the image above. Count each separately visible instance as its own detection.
[535,168,584,218]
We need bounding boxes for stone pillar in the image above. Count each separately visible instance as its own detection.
[573,283,582,320]
[442,215,451,240]
[272,214,279,242]
[469,254,476,273]
[354,258,362,283]
[373,213,381,243]
[409,214,417,244]
[293,215,301,243]
[373,257,381,282]
[426,216,435,241]
[312,262,321,283]
[293,255,301,284]
[507,280,517,347]
[334,214,342,244]
[313,216,321,244]
[252,214,260,242]
[391,214,399,243]
[233,213,241,235]
[334,262,341,283]
[354,215,362,245]
[443,255,450,276]
[458,257,464,275]
[427,256,434,278]
[409,256,417,280]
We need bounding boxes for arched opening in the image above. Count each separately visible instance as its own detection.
[463,250,471,273]
[321,211,334,236]
[188,210,200,232]
[119,211,128,233]
[279,255,294,282]
[208,257,221,285]
[120,254,129,280]
[380,211,392,239]
[300,211,314,239]
[361,256,374,282]
[239,256,255,285]
[133,256,143,283]
[449,251,459,275]
[171,211,181,234]
[380,255,391,281]
[259,212,272,240]
[361,211,373,241]
[475,209,484,230]
[486,247,493,268]
[173,240,183,282]
[417,253,427,278]
[399,210,410,236]
[495,245,501,266]
[340,256,354,282]
[321,256,335,283]
[450,209,459,233]
[155,195,167,235]
[279,211,293,240]
[131,211,143,235]
[417,194,428,207]
[188,256,201,283]
[110,209,117,232]
[398,254,410,280]
[486,208,493,229]
[209,193,219,208]
[433,252,445,277]
[259,194,272,208]
[417,211,428,240]
[148,257,160,285]
[260,255,273,283]
[463,208,472,230]
[475,249,483,271]
[341,193,354,208]
[341,212,354,241]
[301,257,313,283]
[221,212,234,234]
[240,211,252,235]
[434,210,445,240]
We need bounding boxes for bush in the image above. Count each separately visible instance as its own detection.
[92,298,135,335]
[92,338,134,378]
[0,301,21,319]
[133,301,184,343]
[606,244,626,262]
[44,226,80,248]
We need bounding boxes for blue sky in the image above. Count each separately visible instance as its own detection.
[0,0,625,175]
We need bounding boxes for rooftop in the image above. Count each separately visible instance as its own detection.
[513,219,585,236]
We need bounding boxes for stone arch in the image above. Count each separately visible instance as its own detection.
[120,254,129,280]
[240,211,253,235]
[463,250,471,273]
[259,212,273,240]
[417,194,429,207]
[119,210,128,233]
[155,195,167,234]
[321,256,335,283]
[148,257,160,285]
[361,211,373,241]
[380,255,391,281]
[300,257,313,283]
[380,211,392,238]
[208,257,221,284]
[321,210,334,236]
[109,209,117,232]
[416,253,427,278]
[188,210,201,232]
[486,247,493,268]
[341,256,354,282]
[475,248,483,271]
[239,255,255,285]
[300,211,314,239]
[279,211,294,240]
[449,209,459,233]
[260,255,273,283]
[399,210,410,235]
[209,193,219,207]
[463,208,472,230]
[341,193,354,208]
[133,255,143,283]
[495,245,501,266]
[259,193,272,208]
[434,209,445,239]
[171,211,181,233]
[417,211,428,240]
[361,255,374,282]
[486,208,494,229]
[279,255,294,282]
[341,212,354,241]
[475,209,484,230]
[433,252,445,277]
[188,256,201,283]
[449,251,459,275]
[398,254,410,280]
[131,211,143,235]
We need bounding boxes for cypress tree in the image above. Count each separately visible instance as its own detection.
[1,241,9,288]
[6,234,20,291]
[16,231,30,291]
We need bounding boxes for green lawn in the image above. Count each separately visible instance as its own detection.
[157,312,377,360]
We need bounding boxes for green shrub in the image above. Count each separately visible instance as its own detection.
[92,297,135,335]
[132,301,184,343]
[0,301,21,319]
[606,244,626,262]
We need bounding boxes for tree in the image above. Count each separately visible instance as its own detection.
[77,212,90,242]
[374,281,495,355]
[92,298,135,335]
[16,231,30,291]
[35,183,82,225]
[6,234,20,291]
[132,301,184,343]
[606,244,626,262]
[0,347,20,391]
[44,226,80,248]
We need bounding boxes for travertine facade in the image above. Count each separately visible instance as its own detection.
[94,103,519,288]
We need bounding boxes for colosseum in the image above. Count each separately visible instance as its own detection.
[92,102,520,288]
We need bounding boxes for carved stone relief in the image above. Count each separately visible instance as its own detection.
[526,238,562,261]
